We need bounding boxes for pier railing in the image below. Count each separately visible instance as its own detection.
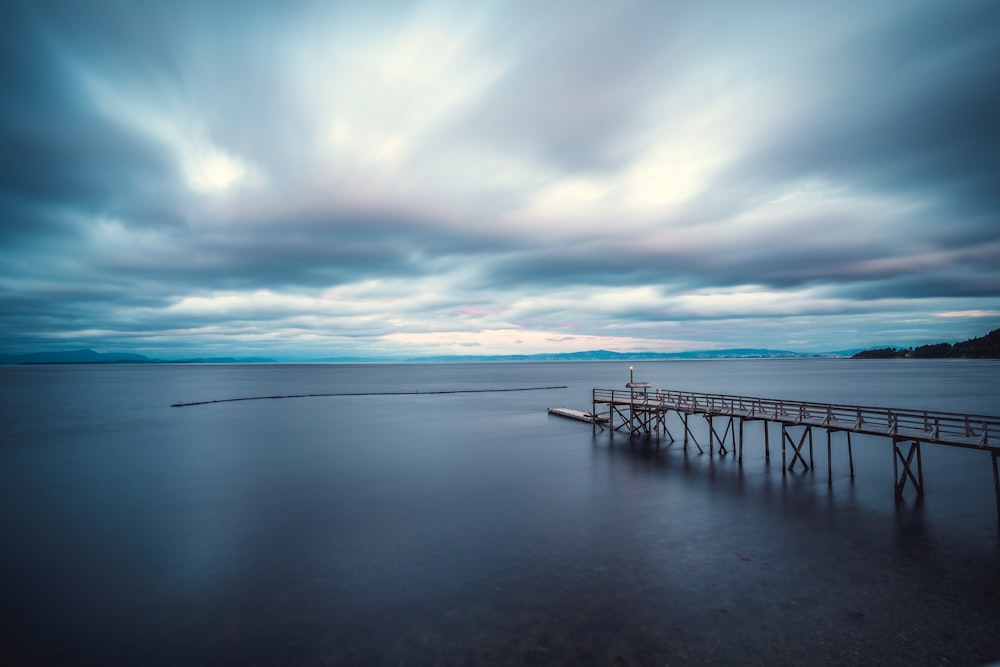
[592,388,999,450]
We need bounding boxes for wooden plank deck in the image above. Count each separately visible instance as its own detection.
[548,407,609,424]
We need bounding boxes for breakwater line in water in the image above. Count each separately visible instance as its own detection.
[171,385,567,408]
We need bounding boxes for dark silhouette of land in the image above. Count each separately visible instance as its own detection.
[852,328,1000,359]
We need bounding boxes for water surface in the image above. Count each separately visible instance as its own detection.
[1,360,998,665]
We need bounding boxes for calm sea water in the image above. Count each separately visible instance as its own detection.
[1,360,999,666]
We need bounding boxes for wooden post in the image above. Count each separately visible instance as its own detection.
[628,395,634,437]
[708,414,714,456]
[808,427,815,471]
[916,438,924,494]
[764,421,770,462]
[592,389,597,435]
[781,424,787,472]
[609,394,616,441]
[847,431,854,479]
[827,429,832,484]
[892,440,905,503]
[738,419,744,464]
[992,451,1000,529]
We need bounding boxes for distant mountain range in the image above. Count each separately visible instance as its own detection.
[1,347,845,364]
[0,349,276,364]
[0,349,152,364]
[5,333,996,364]
[394,348,835,362]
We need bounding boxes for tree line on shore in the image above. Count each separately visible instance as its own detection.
[852,328,1000,359]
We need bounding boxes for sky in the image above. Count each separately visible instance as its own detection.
[1,0,999,359]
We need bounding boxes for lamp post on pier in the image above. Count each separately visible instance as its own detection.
[624,365,652,435]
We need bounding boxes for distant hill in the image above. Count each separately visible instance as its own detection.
[3,347,827,364]
[852,329,1000,359]
[0,349,276,364]
[0,349,151,364]
[167,357,278,364]
[406,348,819,362]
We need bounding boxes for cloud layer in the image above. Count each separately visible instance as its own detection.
[2,0,998,357]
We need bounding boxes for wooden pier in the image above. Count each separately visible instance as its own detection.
[590,386,1000,526]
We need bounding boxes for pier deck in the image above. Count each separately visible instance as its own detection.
[590,387,1000,525]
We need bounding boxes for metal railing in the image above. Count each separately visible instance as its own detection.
[593,387,1000,450]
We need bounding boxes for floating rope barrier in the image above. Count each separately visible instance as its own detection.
[171,385,568,408]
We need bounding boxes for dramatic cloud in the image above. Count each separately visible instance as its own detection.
[1,0,998,358]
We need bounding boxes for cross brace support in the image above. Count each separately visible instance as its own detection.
[893,439,924,500]
[782,424,813,472]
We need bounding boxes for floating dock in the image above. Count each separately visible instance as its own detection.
[548,407,609,425]
[582,384,1000,527]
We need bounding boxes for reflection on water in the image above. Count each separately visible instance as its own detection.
[0,360,998,666]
